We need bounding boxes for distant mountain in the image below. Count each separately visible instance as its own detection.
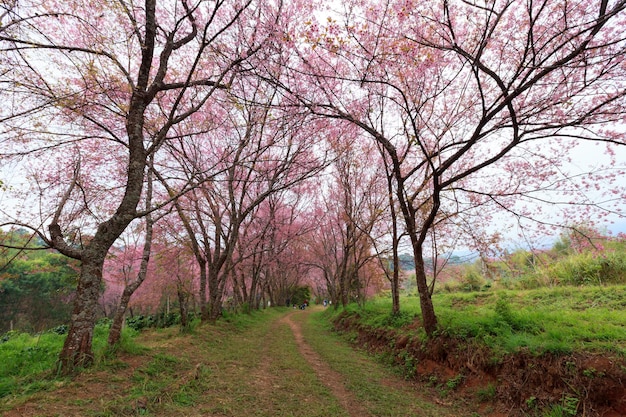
[396,252,472,273]
[398,253,415,271]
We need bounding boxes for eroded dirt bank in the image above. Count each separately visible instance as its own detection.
[333,312,626,417]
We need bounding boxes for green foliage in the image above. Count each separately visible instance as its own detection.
[359,285,626,357]
[437,228,626,292]
[461,268,486,292]
[493,298,542,334]
[545,251,626,286]
[288,285,311,306]
[397,350,418,379]
[445,374,464,390]
[542,396,579,417]
[476,383,497,402]
[124,311,199,332]
[0,331,63,380]
[0,322,138,400]
[0,231,78,333]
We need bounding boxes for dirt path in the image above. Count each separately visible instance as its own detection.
[280,310,372,417]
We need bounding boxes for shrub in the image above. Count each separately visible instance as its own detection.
[462,269,485,292]
[544,252,626,286]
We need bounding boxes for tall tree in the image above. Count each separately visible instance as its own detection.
[159,76,328,321]
[0,0,279,372]
[107,163,156,347]
[307,140,387,307]
[273,0,626,334]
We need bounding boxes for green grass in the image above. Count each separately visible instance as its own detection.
[0,323,144,403]
[0,330,68,399]
[333,285,626,357]
[91,307,350,416]
[5,288,621,416]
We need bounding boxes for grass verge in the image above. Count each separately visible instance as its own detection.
[336,285,626,358]
[0,323,143,404]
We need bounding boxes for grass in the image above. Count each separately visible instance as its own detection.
[1,307,460,416]
[0,322,145,406]
[4,284,623,416]
[299,309,456,416]
[57,307,353,416]
[0,330,69,399]
[332,285,626,358]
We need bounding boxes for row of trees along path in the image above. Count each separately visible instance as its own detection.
[1,0,626,374]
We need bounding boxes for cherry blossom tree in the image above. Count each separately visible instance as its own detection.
[0,0,283,372]
[106,164,158,347]
[158,74,330,321]
[232,185,315,310]
[305,139,387,307]
[271,0,626,334]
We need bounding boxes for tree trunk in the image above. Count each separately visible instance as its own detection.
[207,268,222,322]
[387,170,401,316]
[391,269,400,315]
[58,254,105,371]
[109,167,154,347]
[198,260,208,321]
[107,288,132,347]
[177,283,190,330]
[414,250,438,335]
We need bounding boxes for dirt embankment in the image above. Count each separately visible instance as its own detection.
[333,312,626,417]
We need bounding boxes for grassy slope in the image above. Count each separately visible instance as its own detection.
[339,285,626,357]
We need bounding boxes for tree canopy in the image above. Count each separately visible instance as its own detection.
[1,0,625,370]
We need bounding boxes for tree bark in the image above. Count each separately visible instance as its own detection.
[108,167,155,347]
[198,260,208,321]
[58,252,106,370]
[107,288,132,348]
[177,282,190,330]
[413,250,438,335]
[207,267,223,322]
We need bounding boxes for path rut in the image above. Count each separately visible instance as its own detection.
[280,310,372,417]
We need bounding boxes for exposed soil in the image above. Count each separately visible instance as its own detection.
[333,312,626,417]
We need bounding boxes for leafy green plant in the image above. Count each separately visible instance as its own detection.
[582,367,605,378]
[561,396,579,416]
[446,374,464,390]
[461,268,485,292]
[526,396,538,410]
[542,396,578,417]
[426,375,439,387]
[476,383,496,402]
[398,350,418,379]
